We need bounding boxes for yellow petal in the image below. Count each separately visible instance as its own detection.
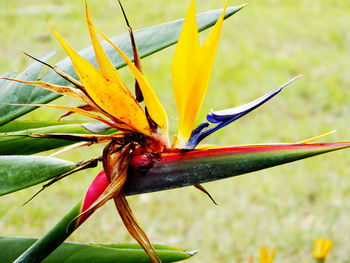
[48,22,151,136]
[259,248,276,263]
[313,238,333,260]
[172,0,200,127]
[95,27,168,134]
[172,0,228,146]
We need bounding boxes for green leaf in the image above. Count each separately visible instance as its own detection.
[10,200,195,263]
[96,244,190,252]
[0,237,194,263]
[0,156,77,196]
[0,123,116,155]
[124,143,350,195]
[0,120,83,133]
[0,52,56,127]
[0,5,245,126]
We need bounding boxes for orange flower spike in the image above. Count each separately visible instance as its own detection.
[48,21,151,136]
[172,0,228,147]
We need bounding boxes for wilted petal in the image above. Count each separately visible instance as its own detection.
[2,78,83,99]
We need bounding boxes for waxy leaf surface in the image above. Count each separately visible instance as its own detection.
[0,122,115,155]
[0,121,83,133]
[0,237,193,263]
[0,156,76,196]
[0,52,56,127]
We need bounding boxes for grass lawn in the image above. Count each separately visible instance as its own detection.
[1,0,350,262]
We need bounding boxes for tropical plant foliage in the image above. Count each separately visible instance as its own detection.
[0,1,348,262]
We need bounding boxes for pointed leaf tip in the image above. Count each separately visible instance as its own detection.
[186,249,200,256]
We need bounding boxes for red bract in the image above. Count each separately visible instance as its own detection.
[79,170,109,226]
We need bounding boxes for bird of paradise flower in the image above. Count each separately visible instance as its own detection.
[5,0,350,262]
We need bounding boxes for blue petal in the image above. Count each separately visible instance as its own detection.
[187,75,302,149]
[187,122,209,149]
[207,86,283,123]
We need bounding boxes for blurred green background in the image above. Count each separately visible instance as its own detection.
[1,0,350,262]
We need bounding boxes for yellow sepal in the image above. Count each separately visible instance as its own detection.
[172,0,228,146]
[172,0,200,133]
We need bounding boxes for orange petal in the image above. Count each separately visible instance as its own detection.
[48,22,151,136]
[85,4,126,87]
[95,27,168,135]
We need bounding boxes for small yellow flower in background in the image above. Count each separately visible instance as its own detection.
[313,238,333,260]
[259,247,276,263]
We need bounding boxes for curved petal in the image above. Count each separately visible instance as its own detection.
[95,27,168,135]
